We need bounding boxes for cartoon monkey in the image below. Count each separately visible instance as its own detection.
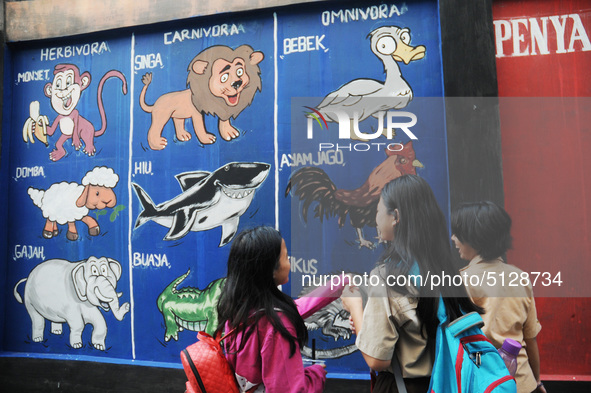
[38,64,127,161]
[140,45,264,150]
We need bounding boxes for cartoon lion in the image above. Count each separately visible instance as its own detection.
[139,45,264,150]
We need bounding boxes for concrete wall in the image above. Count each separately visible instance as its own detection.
[5,0,322,42]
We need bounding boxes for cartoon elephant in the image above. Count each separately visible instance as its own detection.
[14,256,130,350]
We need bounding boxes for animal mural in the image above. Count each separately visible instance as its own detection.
[302,297,358,359]
[22,64,128,161]
[312,26,425,140]
[139,45,264,150]
[157,271,356,354]
[132,162,270,246]
[13,256,130,350]
[286,142,422,248]
[157,270,225,341]
[28,166,120,241]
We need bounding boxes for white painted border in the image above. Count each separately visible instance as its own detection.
[128,33,136,360]
[274,12,279,231]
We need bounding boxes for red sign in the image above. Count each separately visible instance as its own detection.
[494,0,591,379]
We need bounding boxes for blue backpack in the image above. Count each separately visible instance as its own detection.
[428,298,517,393]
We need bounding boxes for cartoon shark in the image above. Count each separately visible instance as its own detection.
[132,162,270,246]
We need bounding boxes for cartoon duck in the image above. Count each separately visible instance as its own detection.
[314,26,426,140]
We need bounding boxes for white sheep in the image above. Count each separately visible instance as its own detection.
[28,166,119,241]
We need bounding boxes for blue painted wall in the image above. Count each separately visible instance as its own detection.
[1,0,446,377]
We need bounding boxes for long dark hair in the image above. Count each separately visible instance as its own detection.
[379,175,483,339]
[216,226,307,357]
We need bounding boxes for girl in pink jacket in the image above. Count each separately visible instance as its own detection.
[216,226,345,393]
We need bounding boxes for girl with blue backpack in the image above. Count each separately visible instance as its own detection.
[452,201,545,393]
[342,175,484,393]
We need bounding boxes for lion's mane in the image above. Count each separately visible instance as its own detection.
[187,45,262,121]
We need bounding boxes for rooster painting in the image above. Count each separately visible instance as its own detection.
[286,141,423,249]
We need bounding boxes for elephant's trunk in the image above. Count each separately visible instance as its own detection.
[95,287,114,304]
[94,285,130,321]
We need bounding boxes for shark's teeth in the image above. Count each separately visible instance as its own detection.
[175,316,208,332]
[223,188,254,199]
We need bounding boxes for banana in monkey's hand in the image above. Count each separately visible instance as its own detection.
[34,115,50,146]
[22,101,49,146]
[22,101,39,143]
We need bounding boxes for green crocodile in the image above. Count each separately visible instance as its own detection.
[157,269,225,341]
